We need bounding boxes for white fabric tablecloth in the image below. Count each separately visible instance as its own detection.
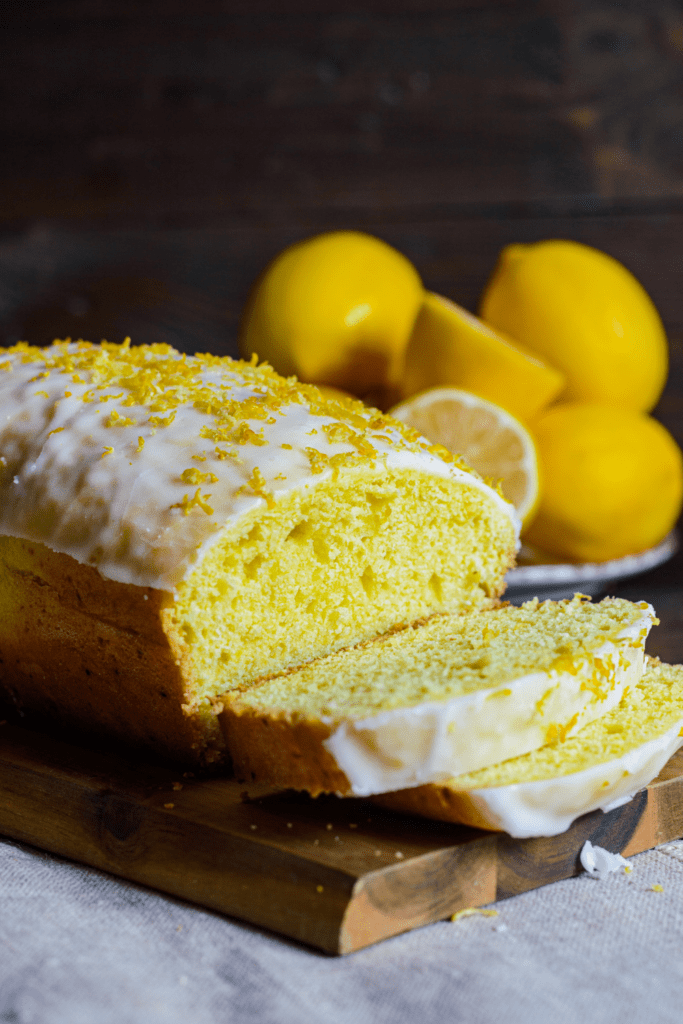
[2,836,683,1024]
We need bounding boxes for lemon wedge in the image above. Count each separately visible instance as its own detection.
[389,387,539,525]
[401,292,564,422]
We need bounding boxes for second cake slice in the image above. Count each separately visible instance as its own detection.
[377,657,683,837]
[222,595,655,796]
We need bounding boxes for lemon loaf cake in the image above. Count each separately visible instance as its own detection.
[222,596,655,795]
[0,340,517,764]
[377,657,683,837]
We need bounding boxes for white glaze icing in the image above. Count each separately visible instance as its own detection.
[322,608,655,796]
[465,717,683,838]
[0,342,518,589]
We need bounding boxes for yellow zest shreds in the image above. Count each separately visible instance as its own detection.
[106,409,137,428]
[149,412,176,428]
[281,443,292,450]
[322,421,376,457]
[305,447,330,475]
[192,454,207,462]
[171,488,214,516]
[545,723,559,744]
[238,467,275,508]
[329,451,370,471]
[550,654,581,676]
[102,446,114,458]
[47,426,64,437]
[34,390,49,398]
[628,627,651,649]
[214,447,242,462]
[545,712,579,745]
[135,436,145,453]
[535,687,555,718]
[487,688,512,700]
[200,422,267,447]
[651,884,664,892]
[451,908,498,923]
[0,361,12,372]
[180,468,218,485]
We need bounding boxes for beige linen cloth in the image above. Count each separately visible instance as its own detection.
[2,836,683,1024]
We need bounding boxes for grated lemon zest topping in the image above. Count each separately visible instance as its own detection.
[171,488,214,516]
[181,468,219,485]
[238,467,275,508]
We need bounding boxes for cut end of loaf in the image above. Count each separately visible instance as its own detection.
[166,466,516,710]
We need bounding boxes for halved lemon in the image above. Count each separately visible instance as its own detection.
[389,387,540,526]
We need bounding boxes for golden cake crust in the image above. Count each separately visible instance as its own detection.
[374,786,495,830]
[0,536,223,765]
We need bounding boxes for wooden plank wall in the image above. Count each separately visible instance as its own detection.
[2,2,683,435]
[6,1,683,227]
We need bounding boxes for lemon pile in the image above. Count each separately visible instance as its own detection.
[239,232,683,563]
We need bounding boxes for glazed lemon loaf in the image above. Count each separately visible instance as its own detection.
[222,596,655,795]
[378,657,683,837]
[0,340,517,764]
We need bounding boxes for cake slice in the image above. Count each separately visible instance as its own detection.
[0,340,517,765]
[377,657,683,837]
[222,596,655,795]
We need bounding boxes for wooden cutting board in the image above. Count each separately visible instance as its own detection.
[1,720,683,954]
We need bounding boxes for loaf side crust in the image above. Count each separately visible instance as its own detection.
[0,536,224,766]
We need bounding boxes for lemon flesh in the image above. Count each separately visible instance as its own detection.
[480,240,668,412]
[402,292,565,421]
[239,231,423,394]
[524,403,683,562]
[390,387,538,526]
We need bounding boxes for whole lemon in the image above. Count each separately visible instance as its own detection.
[480,240,668,412]
[523,403,683,562]
[239,231,423,394]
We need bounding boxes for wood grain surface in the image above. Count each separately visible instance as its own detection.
[4,2,683,228]
[1,720,682,954]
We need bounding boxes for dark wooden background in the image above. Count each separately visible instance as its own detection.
[2,0,683,657]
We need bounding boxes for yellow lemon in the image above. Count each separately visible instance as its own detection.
[389,387,538,525]
[314,384,358,404]
[524,404,683,562]
[479,240,668,412]
[401,291,565,421]
[239,231,423,394]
